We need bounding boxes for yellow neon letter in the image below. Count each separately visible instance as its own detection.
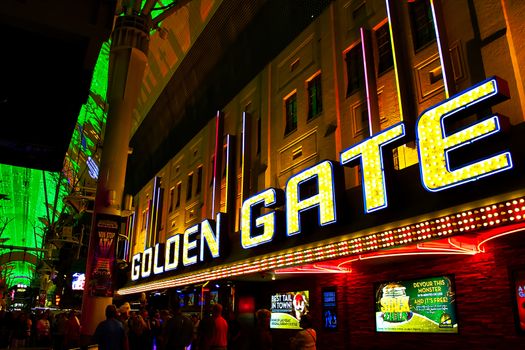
[200,213,222,259]
[141,247,152,278]
[417,77,513,191]
[286,160,337,236]
[131,253,141,281]
[340,123,405,213]
[241,189,278,248]
[153,243,164,275]
[164,234,180,272]
[183,225,199,266]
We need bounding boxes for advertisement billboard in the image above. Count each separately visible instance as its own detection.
[511,269,525,332]
[375,275,458,333]
[88,214,119,297]
[322,288,337,330]
[270,290,309,329]
[72,273,85,291]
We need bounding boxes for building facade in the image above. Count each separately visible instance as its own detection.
[119,0,525,348]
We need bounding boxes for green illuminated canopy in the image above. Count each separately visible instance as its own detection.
[0,42,110,289]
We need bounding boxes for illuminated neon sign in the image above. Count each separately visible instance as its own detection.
[417,77,512,191]
[131,77,514,282]
[131,213,226,281]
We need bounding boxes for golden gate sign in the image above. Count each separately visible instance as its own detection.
[132,77,513,281]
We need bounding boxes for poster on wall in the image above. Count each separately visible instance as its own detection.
[72,273,85,291]
[178,293,185,307]
[322,288,337,330]
[210,290,219,305]
[511,268,525,332]
[89,214,119,297]
[375,275,458,333]
[270,290,309,329]
[187,293,195,306]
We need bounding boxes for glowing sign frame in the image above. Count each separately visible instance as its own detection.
[416,77,513,192]
[127,77,516,285]
[340,123,405,213]
[285,160,340,236]
[241,188,283,249]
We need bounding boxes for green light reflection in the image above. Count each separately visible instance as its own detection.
[0,41,110,289]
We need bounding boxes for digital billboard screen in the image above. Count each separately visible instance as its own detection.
[270,290,309,329]
[72,273,85,291]
[322,288,337,330]
[209,290,218,305]
[375,275,458,333]
[512,269,525,332]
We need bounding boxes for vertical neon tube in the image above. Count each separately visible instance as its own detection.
[360,27,380,136]
[430,0,455,98]
[225,134,232,213]
[211,111,221,217]
[385,0,404,120]
[241,112,247,199]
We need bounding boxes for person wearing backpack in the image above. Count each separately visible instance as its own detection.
[163,301,194,350]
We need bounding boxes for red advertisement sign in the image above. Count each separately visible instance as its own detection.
[513,270,525,332]
[89,214,119,297]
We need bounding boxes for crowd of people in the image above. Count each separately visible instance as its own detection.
[0,308,81,349]
[0,302,316,350]
[96,302,231,350]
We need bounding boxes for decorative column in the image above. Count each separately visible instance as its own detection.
[80,14,149,340]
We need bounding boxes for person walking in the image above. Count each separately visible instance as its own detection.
[208,303,228,350]
[64,310,81,349]
[128,310,147,350]
[10,311,31,349]
[93,304,129,350]
[162,302,193,350]
[253,309,272,350]
[53,312,68,350]
[290,314,316,350]
[36,310,52,347]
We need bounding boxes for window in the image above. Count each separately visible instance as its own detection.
[409,0,436,51]
[168,187,175,213]
[186,173,193,201]
[360,107,370,136]
[243,103,251,164]
[209,156,215,185]
[195,166,203,195]
[257,116,261,155]
[239,129,244,168]
[222,146,228,178]
[307,74,323,120]
[142,208,148,231]
[345,45,364,97]
[375,22,393,75]
[175,182,182,208]
[284,92,298,135]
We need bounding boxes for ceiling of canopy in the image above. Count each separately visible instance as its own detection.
[0,0,223,288]
[0,0,332,288]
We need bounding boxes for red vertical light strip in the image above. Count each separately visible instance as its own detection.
[144,199,151,248]
[224,134,232,214]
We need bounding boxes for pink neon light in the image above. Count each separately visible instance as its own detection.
[211,111,221,217]
[476,223,525,251]
[119,198,525,294]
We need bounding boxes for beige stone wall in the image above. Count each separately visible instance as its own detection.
[131,0,525,250]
